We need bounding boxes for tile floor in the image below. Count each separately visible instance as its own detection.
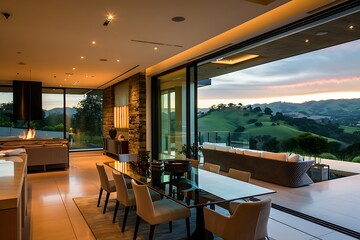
[27,151,357,240]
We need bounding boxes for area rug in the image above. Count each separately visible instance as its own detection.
[73,196,275,240]
[73,195,198,240]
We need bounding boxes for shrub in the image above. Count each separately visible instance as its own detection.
[319,153,337,160]
[248,119,257,124]
[352,156,360,163]
[254,122,263,127]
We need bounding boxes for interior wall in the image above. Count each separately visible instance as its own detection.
[102,72,146,154]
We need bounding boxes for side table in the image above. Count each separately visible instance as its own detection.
[311,163,330,182]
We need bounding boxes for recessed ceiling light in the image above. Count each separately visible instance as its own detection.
[349,25,355,30]
[72,67,76,70]
[172,16,185,22]
[103,13,114,26]
[116,59,120,62]
[315,31,328,36]
[80,56,84,59]
[154,47,158,50]
[305,39,310,43]
[92,41,96,45]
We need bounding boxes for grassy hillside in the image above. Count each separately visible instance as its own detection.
[198,107,347,145]
[198,107,304,142]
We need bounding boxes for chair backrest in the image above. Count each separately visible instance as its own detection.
[119,153,138,162]
[96,162,111,191]
[131,179,155,221]
[203,162,220,174]
[112,170,134,206]
[186,158,200,168]
[227,198,271,240]
[228,168,251,182]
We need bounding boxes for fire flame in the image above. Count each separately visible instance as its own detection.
[19,128,36,139]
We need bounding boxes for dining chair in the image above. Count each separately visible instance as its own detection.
[111,171,161,231]
[203,162,220,174]
[119,153,138,162]
[204,198,272,240]
[131,179,191,240]
[186,158,200,168]
[227,168,252,213]
[228,168,251,182]
[96,162,116,214]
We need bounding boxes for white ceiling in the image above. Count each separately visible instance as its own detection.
[0,0,341,89]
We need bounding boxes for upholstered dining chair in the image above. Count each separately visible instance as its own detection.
[204,198,272,240]
[227,168,252,213]
[228,168,251,182]
[111,171,161,231]
[131,179,191,240]
[96,162,116,214]
[118,153,138,162]
[186,158,200,168]
[203,162,220,174]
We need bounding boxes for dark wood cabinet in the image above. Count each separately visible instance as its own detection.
[103,139,129,156]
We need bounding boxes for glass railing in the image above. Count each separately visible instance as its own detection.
[198,131,249,149]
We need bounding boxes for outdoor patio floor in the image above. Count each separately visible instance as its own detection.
[252,159,360,238]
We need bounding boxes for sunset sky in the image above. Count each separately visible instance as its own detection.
[198,39,360,108]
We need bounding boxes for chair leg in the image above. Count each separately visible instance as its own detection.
[112,200,119,223]
[149,225,156,240]
[185,218,190,239]
[122,206,130,232]
[97,188,103,207]
[133,216,141,240]
[169,221,172,232]
[103,192,110,214]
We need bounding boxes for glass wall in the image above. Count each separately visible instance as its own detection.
[0,86,15,137]
[0,85,103,150]
[66,89,103,150]
[157,68,187,159]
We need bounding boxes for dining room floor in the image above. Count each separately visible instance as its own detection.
[27,151,358,240]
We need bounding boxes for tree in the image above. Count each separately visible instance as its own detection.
[264,107,273,115]
[296,133,328,156]
[263,137,280,152]
[228,103,236,108]
[72,94,103,136]
[216,103,226,109]
[253,106,262,113]
[234,125,245,132]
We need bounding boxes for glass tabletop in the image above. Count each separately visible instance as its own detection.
[104,161,275,208]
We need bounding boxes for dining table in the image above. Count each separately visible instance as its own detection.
[105,160,275,239]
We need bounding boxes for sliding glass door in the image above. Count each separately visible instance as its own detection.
[153,66,197,160]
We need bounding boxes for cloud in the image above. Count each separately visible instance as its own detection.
[199,39,360,106]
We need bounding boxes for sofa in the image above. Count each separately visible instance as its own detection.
[201,143,314,187]
[0,138,69,171]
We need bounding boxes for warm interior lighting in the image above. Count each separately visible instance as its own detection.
[114,106,129,128]
[212,54,259,65]
[19,128,36,139]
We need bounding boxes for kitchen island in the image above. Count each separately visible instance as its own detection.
[0,154,28,240]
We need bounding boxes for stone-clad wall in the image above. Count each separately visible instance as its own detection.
[128,73,146,154]
[102,72,146,154]
[102,86,115,139]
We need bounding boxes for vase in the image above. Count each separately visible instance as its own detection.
[109,128,117,139]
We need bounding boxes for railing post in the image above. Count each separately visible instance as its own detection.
[228,131,231,146]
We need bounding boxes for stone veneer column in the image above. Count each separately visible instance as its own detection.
[102,72,146,154]
[102,86,115,139]
[128,72,146,154]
